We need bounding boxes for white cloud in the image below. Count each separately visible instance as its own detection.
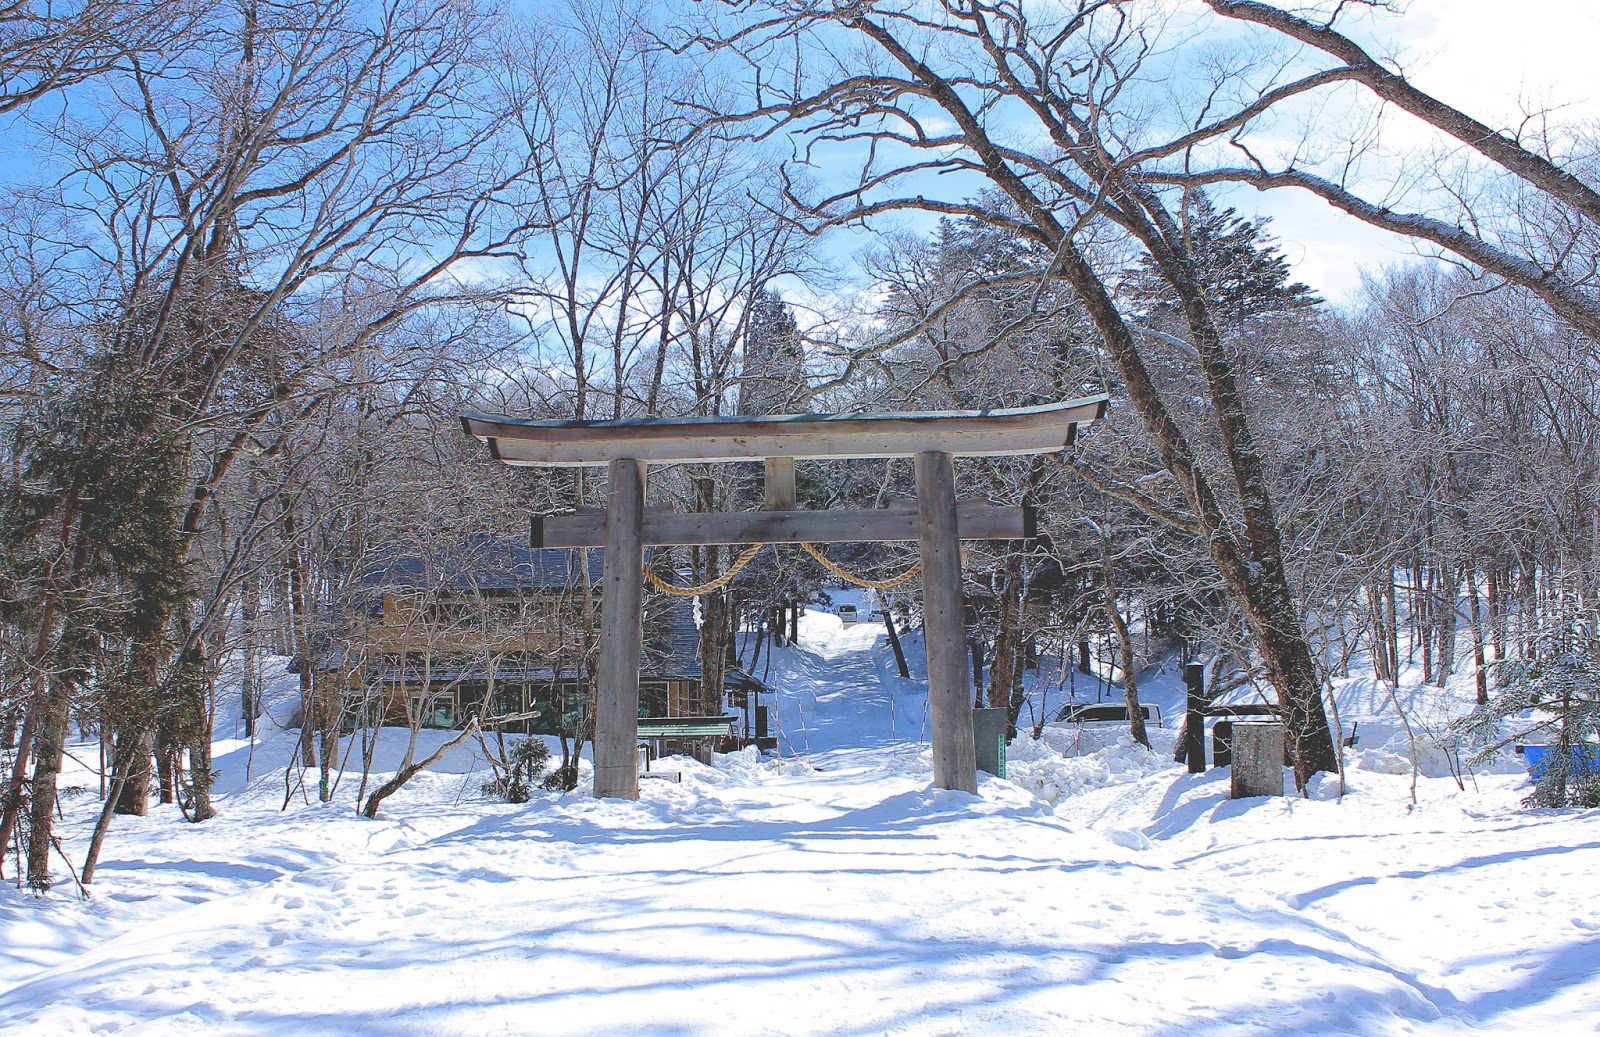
[1246,0,1599,302]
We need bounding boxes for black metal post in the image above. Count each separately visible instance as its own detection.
[1184,660,1206,774]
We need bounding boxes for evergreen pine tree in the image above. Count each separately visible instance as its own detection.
[1127,190,1319,326]
[738,290,807,417]
[1458,600,1600,808]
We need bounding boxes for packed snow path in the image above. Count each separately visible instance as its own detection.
[2,744,1598,1036]
[759,599,929,754]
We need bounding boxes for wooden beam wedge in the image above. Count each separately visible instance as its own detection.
[464,396,1108,467]
[763,457,796,511]
[534,503,1034,549]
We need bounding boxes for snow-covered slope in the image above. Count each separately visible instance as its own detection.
[0,605,1596,1036]
[760,597,930,752]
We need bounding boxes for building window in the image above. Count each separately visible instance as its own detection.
[667,680,689,718]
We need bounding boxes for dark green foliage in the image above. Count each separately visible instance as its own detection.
[1530,748,1600,809]
[1127,190,1320,325]
[740,290,806,416]
[482,736,552,803]
[9,354,191,647]
[2,350,196,833]
[1458,602,1600,808]
[540,761,578,793]
[54,359,190,731]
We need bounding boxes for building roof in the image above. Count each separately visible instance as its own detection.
[644,596,703,679]
[337,535,773,688]
[360,533,604,592]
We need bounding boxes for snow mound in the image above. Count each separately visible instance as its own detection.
[682,746,819,787]
[1101,826,1153,851]
[1347,730,1526,779]
[1006,728,1177,804]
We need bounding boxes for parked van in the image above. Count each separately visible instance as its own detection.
[1046,702,1162,729]
[837,604,858,624]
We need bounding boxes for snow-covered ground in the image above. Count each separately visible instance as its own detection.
[2,602,1597,1035]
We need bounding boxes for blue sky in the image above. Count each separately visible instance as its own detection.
[1235,0,1600,302]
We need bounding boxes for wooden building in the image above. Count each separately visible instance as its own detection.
[313,535,754,742]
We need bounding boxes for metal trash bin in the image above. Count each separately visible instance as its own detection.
[973,708,1007,778]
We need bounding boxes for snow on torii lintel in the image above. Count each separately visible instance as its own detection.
[460,395,1109,467]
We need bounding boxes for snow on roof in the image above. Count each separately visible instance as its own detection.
[360,533,604,592]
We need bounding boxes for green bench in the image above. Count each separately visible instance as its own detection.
[636,714,738,738]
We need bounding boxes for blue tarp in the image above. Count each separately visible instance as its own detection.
[1522,743,1600,780]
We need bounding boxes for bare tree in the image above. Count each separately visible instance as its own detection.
[1144,2,1600,340]
[3,0,531,888]
[682,1,1344,780]
[0,0,187,114]
[497,0,818,731]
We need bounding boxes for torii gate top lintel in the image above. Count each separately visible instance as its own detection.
[460,394,1108,466]
[461,396,1109,801]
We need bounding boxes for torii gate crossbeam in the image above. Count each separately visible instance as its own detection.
[462,395,1108,799]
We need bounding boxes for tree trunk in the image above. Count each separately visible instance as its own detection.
[81,743,136,885]
[986,554,1026,737]
[156,744,177,806]
[1436,565,1460,688]
[24,675,73,891]
[318,680,339,803]
[241,572,261,739]
[968,635,985,704]
[0,543,70,879]
[1427,560,1440,681]
[882,597,911,678]
[1101,553,1150,749]
[112,726,154,816]
[182,639,218,822]
[1486,565,1504,662]
[1384,569,1400,680]
[0,685,42,880]
[1465,569,1489,706]
[769,604,785,648]
[363,720,479,819]
[110,631,165,817]
[697,566,730,717]
[282,513,317,768]
[1370,572,1392,683]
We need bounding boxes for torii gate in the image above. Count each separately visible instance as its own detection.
[462,395,1108,799]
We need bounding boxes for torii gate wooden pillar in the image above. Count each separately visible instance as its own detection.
[462,396,1107,799]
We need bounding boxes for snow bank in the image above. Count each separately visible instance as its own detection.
[1006,727,1177,804]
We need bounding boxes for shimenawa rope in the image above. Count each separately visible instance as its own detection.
[798,542,922,590]
[643,541,921,594]
[643,542,765,596]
